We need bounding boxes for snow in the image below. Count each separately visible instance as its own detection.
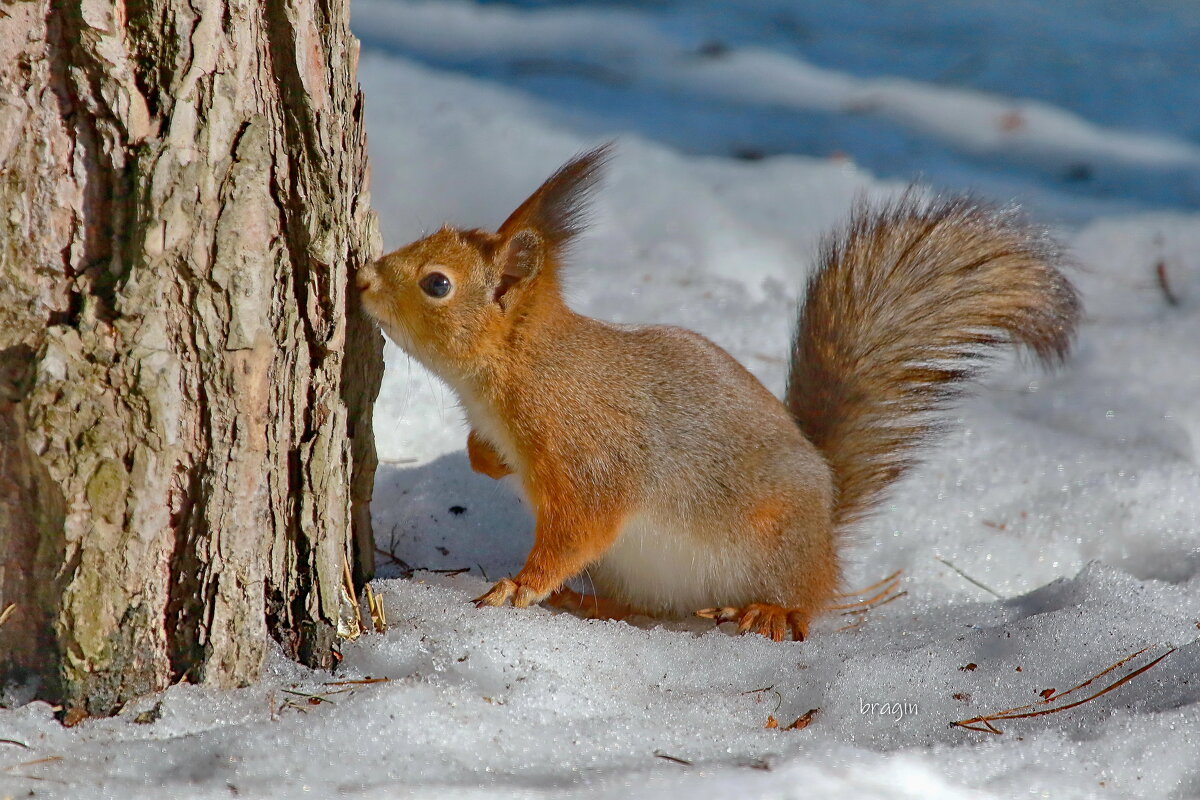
[352,0,1200,170]
[3,1,1198,798]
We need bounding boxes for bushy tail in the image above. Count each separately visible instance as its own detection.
[786,193,1080,529]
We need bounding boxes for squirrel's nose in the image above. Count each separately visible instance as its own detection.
[356,265,379,293]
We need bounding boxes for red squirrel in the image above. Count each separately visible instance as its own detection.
[357,144,1080,641]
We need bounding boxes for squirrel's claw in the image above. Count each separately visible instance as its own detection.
[696,603,808,642]
[473,578,517,607]
[695,606,740,623]
[473,578,550,609]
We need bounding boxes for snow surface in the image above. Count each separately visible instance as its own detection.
[2,1,1198,798]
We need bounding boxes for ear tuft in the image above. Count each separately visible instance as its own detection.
[497,142,613,248]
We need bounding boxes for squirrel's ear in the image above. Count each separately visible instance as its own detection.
[496,142,612,251]
[493,229,542,306]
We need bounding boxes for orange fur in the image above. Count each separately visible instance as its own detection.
[467,430,511,479]
[545,587,641,621]
[359,146,1079,642]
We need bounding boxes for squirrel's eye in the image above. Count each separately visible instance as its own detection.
[419,272,452,299]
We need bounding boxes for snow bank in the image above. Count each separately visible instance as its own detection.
[354,0,1200,170]
[352,0,1200,219]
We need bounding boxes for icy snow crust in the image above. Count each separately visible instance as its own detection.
[3,2,1199,798]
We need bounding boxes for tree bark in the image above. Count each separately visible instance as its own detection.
[0,0,383,720]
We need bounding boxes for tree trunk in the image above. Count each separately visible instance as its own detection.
[0,0,383,720]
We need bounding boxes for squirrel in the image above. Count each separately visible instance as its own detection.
[357,144,1080,641]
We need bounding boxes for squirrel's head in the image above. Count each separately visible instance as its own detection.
[358,143,611,377]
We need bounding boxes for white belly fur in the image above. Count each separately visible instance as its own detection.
[451,386,754,614]
[589,510,757,617]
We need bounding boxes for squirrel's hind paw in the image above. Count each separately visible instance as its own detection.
[696,603,809,642]
[545,587,640,621]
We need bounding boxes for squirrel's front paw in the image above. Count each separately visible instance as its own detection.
[696,603,809,642]
[473,578,551,609]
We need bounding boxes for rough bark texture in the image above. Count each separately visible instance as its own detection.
[0,0,383,719]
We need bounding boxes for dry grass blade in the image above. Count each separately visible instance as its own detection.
[374,545,410,571]
[1156,261,1181,307]
[2,762,63,772]
[952,647,1175,735]
[827,570,906,633]
[0,603,16,630]
[837,590,907,617]
[977,647,1148,716]
[279,699,311,714]
[740,685,783,714]
[280,688,345,704]
[955,717,1003,735]
[342,557,366,638]
[831,570,902,600]
[324,677,393,686]
[935,556,1003,599]
[368,583,388,633]
[827,584,897,612]
[828,572,904,613]
[653,750,692,766]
